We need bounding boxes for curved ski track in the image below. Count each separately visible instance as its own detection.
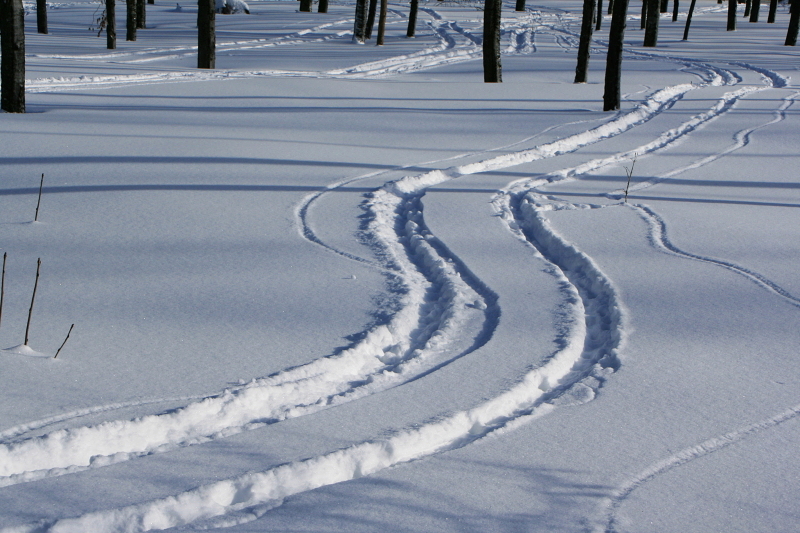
[4,6,798,532]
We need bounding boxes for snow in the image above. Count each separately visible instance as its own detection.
[1,0,799,531]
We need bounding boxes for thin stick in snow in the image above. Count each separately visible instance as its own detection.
[35,173,44,222]
[54,324,74,359]
[24,258,41,346]
[0,252,6,330]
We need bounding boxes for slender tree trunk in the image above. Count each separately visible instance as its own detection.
[1,0,25,113]
[148,0,154,4]
[376,0,387,44]
[318,0,328,13]
[744,0,751,17]
[407,0,419,36]
[608,0,614,15]
[126,0,137,40]
[596,0,603,29]
[575,0,596,83]
[366,0,378,39]
[644,0,659,45]
[107,0,117,49]
[727,0,737,30]
[672,0,678,20]
[483,0,502,82]
[353,0,368,42]
[299,0,312,12]
[768,0,778,22]
[198,0,215,68]
[603,0,629,111]
[682,0,697,38]
[659,0,667,11]
[36,0,48,34]
[749,0,760,20]
[640,0,647,28]
[137,0,146,28]
[787,0,800,44]
[516,0,525,11]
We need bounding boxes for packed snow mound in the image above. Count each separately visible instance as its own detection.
[215,0,249,14]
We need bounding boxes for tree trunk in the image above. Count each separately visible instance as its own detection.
[727,0,736,30]
[299,0,312,12]
[318,0,329,13]
[1,0,25,113]
[768,0,778,22]
[198,0,215,68]
[107,0,117,49]
[640,0,646,29]
[682,0,697,38]
[366,0,378,39]
[515,0,525,11]
[575,0,596,83]
[353,0,368,42]
[659,0,667,11]
[126,0,137,40]
[483,0,502,82]
[137,0,146,28]
[672,0,678,21]
[749,0,760,21]
[36,0,48,34]
[786,0,800,44]
[376,0,387,45]
[644,0,659,45]
[603,0,629,111]
[148,0,154,4]
[596,0,603,29]
[608,0,614,15]
[407,0,419,36]
[744,0,751,17]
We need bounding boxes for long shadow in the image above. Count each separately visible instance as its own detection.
[546,190,800,209]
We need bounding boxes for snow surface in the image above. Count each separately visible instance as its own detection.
[1,0,799,531]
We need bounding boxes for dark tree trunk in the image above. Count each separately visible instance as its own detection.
[148,0,154,4]
[376,0,387,44]
[768,0,778,22]
[727,0,737,30]
[126,0,137,40]
[137,0,146,28]
[575,0,596,83]
[744,0,751,17]
[299,0,312,12]
[672,0,678,20]
[659,0,667,11]
[483,0,502,82]
[608,0,614,14]
[682,0,697,38]
[596,0,603,29]
[407,0,419,36]
[1,0,25,113]
[353,0,368,42]
[749,0,760,20]
[36,0,48,34]
[318,0,328,13]
[366,0,378,39]
[515,0,525,11]
[644,0,659,45]
[787,0,800,44]
[198,0,215,68]
[107,0,117,49]
[640,0,647,29]
[603,0,629,111]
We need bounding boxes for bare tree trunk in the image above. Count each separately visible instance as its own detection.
[376,0,387,44]
[744,0,751,17]
[37,0,48,33]
[644,0,659,45]
[407,0,419,36]
[1,0,25,113]
[299,0,312,12]
[749,0,760,20]
[353,0,368,42]
[727,0,737,30]
[596,0,603,28]
[640,0,647,29]
[787,0,800,44]
[659,0,667,11]
[148,0,154,4]
[483,0,502,82]
[107,0,117,49]
[608,0,614,15]
[366,0,378,38]
[575,0,596,83]
[768,0,778,22]
[515,0,525,11]
[603,0,629,111]
[126,0,137,40]
[682,0,697,38]
[137,0,146,28]
[672,0,678,20]
[198,0,215,68]
[318,0,328,13]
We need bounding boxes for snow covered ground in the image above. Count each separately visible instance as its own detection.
[1,0,799,531]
